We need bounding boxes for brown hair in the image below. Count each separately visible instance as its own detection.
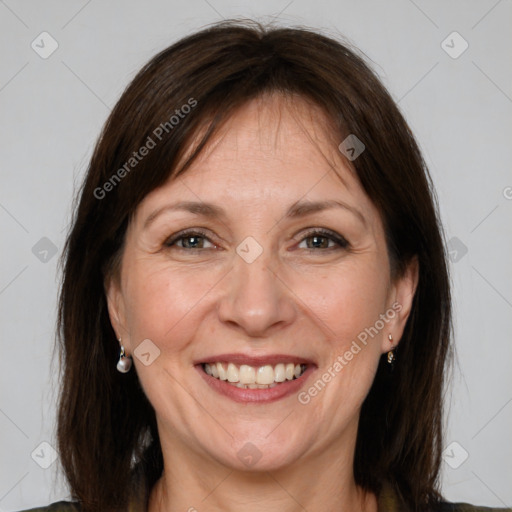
[57,19,452,511]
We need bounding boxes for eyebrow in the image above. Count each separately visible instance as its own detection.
[143,199,367,229]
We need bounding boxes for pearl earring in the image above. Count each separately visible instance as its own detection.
[116,340,132,373]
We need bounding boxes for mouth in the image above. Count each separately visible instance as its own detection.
[202,361,308,389]
[195,354,315,403]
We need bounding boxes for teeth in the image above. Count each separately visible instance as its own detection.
[216,362,227,380]
[239,364,256,384]
[227,363,239,382]
[232,382,278,389]
[203,362,307,385]
[274,363,286,382]
[256,365,275,385]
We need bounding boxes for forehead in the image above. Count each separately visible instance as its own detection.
[136,93,376,221]
[198,95,342,167]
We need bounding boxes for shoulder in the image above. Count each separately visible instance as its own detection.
[437,502,512,512]
[15,501,81,512]
[378,480,511,512]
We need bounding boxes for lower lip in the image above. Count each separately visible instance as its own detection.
[196,365,315,403]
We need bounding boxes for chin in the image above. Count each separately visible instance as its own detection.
[207,433,311,473]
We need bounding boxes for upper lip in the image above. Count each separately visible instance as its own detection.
[195,353,316,367]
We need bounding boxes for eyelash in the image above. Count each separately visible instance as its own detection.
[163,228,350,252]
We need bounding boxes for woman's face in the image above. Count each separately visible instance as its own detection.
[107,94,417,472]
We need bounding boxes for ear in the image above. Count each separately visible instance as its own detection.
[381,256,419,353]
[105,275,129,347]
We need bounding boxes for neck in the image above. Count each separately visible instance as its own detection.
[148,425,378,512]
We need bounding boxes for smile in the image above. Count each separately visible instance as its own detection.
[202,362,307,389]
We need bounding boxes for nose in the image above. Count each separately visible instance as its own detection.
[217,251,296,337]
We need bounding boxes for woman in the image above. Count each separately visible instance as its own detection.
[20,20,511,512]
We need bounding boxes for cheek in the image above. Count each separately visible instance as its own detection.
[121,259,217,354]
[294,260,389,345]
[291,263,388,430]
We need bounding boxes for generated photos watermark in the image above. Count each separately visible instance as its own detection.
[93,97,197,200]
[297,301,402,405]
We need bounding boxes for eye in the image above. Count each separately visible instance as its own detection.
[297,229,349,251]
[164,229,216,250]
[163,228,348,252]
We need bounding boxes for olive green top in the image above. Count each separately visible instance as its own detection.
[17,480,512,512]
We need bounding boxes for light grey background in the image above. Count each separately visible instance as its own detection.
[1,1,511,510]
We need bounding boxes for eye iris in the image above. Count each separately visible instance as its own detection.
[182,236,203,248]
[307,235,329,249]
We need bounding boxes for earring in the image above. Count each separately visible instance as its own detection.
[387,334,395,372]
[116,340,132,373]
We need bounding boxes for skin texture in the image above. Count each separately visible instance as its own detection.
[107,94,418,512]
